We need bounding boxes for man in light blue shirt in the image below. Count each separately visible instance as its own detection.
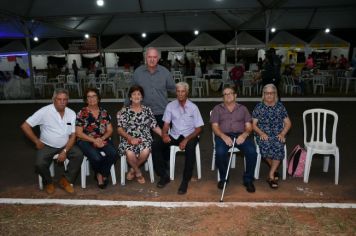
[160,82,204,194]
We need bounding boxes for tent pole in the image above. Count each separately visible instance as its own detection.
[23,23,35,99]
[98,35,104,72]
[234,30,238,65]
[265,10,271,50]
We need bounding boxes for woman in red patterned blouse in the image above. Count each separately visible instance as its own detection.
[75,88,118,189]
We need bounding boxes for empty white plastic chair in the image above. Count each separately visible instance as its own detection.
[120,153,154,186]
[303,108,339,184]
[64,74,82,97]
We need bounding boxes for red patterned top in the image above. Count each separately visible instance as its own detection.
[76,107,111,138]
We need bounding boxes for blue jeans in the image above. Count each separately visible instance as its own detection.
[215,133,257,184]
[77,140,118,177]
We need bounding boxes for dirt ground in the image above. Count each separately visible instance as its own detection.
[1,205,355,235]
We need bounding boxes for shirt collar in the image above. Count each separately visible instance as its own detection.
[219,102,239,111]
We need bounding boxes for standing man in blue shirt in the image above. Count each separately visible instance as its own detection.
[131,47,176,188]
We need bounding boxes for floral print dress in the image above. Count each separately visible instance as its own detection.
[252,102,288,160]
[117,105,157,155]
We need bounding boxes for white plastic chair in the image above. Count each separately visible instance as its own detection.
[81,153,117,188]
[120,153,154,186]
[64,74,82,97]
[303,109,339,185]
[254,141,287,180]
[242,78,254,96]
[169,143,201,180]
[38,154,69,190]
[312,76,325,94]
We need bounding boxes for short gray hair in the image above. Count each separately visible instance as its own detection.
[145,47,160,57]
[52,88,69,101]
[176,81,189,92]
[262,83,278,102]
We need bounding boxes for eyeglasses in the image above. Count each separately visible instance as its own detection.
[87,95,98,99]
[264,92,276,95]
[223,92,235,96]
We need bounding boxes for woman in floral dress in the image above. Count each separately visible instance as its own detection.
[252,84,291,189]
[76,88,118,189]
[117,85,162,184]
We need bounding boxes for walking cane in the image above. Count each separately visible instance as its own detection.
[220,137,237,202]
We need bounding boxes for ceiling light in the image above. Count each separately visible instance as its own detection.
[141,33,146,38]
[84,33,90,39]
[270,27,276,33]
[96,0,104,7]
[33,36,39,42]
[325,28,330,33]
[194,30,199,35]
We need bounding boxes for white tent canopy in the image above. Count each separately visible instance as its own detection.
[32,39,66,55]
[185,33,224,50]
[145,34,183,51]
[104,35,143,52]
[309,32,350,48]
[226,31,265,49]
[268,31,307,48]
[0,40,27,55]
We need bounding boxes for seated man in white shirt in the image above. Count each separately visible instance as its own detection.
[21,88,83,194]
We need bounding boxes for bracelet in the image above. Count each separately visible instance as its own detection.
[62,148,67,153]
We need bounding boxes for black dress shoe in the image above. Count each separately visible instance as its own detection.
[156,177,170,188]
[243,182,256,193]
[97,183,106,189]
[103,177,109,187]
[217,180,225,190]
[177,182,188,195]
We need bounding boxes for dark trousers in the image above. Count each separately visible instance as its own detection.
[156,135,199,183]
[151,115,170,179]
[77,140,118,177]
[35,144,83,185]
[214,133,257,184]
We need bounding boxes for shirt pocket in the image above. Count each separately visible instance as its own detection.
[183,113,194,124]
[65,122,73,135]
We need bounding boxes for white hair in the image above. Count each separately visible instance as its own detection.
[176,81,189,92]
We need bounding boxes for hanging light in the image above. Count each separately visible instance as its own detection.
[270,27,276,33]
[194,30,199,35]
[84,33,90,39]
[33,36,39,42]
[96,0,104,7]
[141,32,146,38]
[325,28,330,33]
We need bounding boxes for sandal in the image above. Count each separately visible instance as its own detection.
[136,172,145,184]
[274,172,280,181]
[267,178,278,189]
[126,168,135,181]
